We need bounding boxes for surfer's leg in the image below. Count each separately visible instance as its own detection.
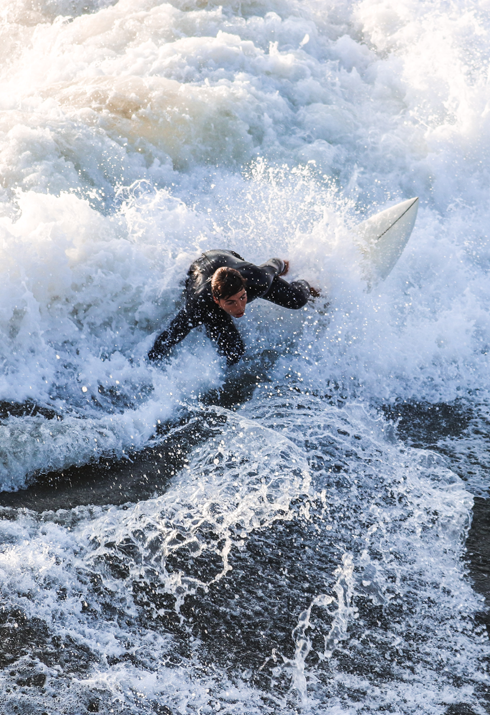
[204,313,245,365]
[262,276,310,309]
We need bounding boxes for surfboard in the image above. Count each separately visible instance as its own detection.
[355,197,419,287]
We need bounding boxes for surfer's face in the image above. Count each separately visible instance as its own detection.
[214,289,248,318]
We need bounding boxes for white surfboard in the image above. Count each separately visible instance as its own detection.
[355,197,419,286]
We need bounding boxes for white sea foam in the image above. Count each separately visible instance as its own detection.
[0,0,489,712]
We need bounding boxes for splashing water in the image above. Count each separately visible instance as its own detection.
[0,0,489,713]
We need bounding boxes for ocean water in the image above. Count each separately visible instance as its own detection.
[0,0,489,713]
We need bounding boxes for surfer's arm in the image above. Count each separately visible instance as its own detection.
[204,312,245,366]
[240,258,288,300]
[148,309,197,362]
[263,276,311,309]
[204,310,245,365]
[261,259,320,302]
[259,258,287,279]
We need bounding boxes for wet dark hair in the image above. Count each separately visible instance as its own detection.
[211,267,247,300]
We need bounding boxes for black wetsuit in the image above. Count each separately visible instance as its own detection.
[148,250,311,365]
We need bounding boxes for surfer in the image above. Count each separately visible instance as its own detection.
[148,249,319,366]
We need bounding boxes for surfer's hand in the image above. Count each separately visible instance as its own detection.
[279,260,289,276]
[309,285,321,298]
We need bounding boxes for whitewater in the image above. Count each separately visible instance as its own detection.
[0,0,489,713]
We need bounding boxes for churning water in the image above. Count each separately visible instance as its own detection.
[0,0,489,713]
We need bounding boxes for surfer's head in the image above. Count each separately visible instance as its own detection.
[212,267,248,318]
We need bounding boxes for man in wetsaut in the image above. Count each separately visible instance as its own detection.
[148,249,318,366]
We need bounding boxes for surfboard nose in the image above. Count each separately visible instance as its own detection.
[355,197,419,286]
